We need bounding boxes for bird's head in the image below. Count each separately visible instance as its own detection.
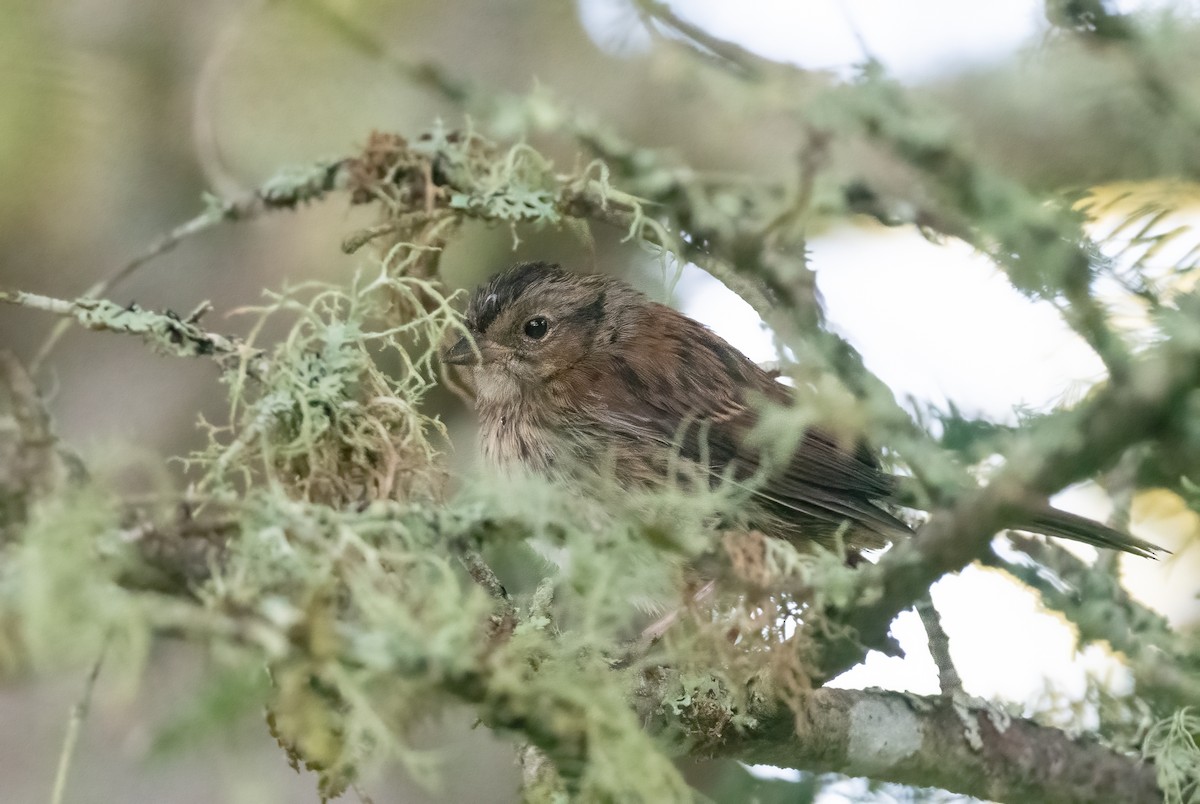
[443,262,634,406]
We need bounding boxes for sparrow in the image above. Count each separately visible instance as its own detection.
[443,261,1159,558]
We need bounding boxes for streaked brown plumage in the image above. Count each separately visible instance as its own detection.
[444,262,1159,557]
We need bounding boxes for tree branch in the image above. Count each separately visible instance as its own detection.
[647,683,1160,804]
[49,641,108,804]
[812,305,1200,682]
[1,288,264,372]
[29,158,347,371]
[631,0,774,80]
[112,504,1165,804]
[916,596,962,697]
[984,534,1200,710]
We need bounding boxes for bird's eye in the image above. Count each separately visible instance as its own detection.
[523,317,549,340]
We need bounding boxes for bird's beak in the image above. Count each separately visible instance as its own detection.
[442,334,480,366]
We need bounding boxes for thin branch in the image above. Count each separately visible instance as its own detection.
[282,0,1200,197]
[916,596,962,697]
[840,81,1135,381]
[30,159,348,373]
[631,0,774,80]
[984,534,1200,710]
[457,547,518,640]
[49,641,108,804]
[293,0,471,104]
[2,288,264,372]
[812,314,1200,683]
[192,0,266,198]
[611,579,715,670]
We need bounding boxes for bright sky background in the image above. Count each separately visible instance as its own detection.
[579,1,1196,799]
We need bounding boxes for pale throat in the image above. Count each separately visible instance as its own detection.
[473,366,560,472]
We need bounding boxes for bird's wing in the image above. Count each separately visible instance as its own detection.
[585,316,910,541]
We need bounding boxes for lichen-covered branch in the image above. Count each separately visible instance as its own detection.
[1,288,263,370]
[30,159,348,370]
[27,485,1163,804]
[644,682,1161,804]
[916,596,962,697]
[813,302,1200,682]
[985,534,1200,710]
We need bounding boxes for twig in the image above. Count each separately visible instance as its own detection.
[30,159,347,373]
[631,0,772,80]
[1095,449,1140,577]
[293,0,471,104]
[2,288,264,372]
[916,595,962,697]
[192,0,265,198]
[49,642,109,804]
[30,211,223,373]
[457,548,518,640]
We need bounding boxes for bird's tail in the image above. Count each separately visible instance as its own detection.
[1016,505,1164,559]
[888,476,1164,558]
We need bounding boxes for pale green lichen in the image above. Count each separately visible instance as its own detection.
[949,691,1015,752]
[1143,707,1200,804]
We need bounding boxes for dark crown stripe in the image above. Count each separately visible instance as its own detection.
[563,289,606,328]
[471,261,564,332]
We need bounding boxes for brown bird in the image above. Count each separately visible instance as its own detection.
[443,261,1159,558]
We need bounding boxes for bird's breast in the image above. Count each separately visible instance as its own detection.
[479,406,558,474]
